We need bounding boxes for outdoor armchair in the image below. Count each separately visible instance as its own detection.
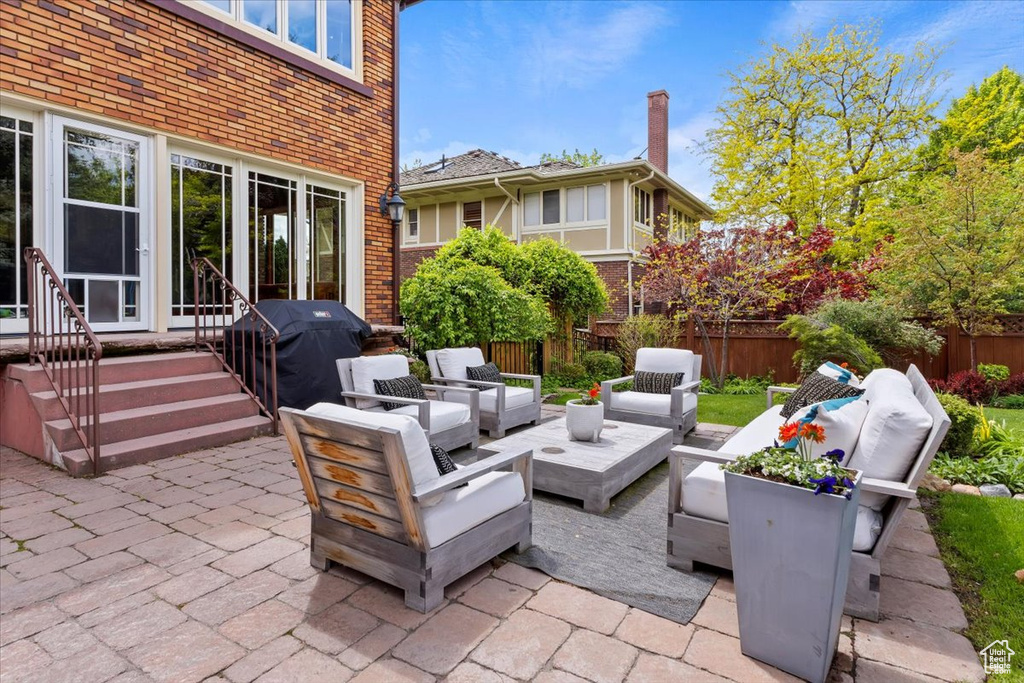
[280,402,533,612]
[602,347,703,443]
[425,348,542,438]
[337,355,480,452]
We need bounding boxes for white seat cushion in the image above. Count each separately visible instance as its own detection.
[449,385,535,414]
[375,401,472,434]
[421,470,525,548]
[347,355,410,409]
[610,390,696,416]
[636,347,694,379]
[850,369,933,510]
[681,461,883,552]
[719,404,787,455]
[435,347,487,382]
[305,402,440,501]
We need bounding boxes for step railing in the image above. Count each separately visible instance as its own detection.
[192,257,279,433]
[24,247,103,475]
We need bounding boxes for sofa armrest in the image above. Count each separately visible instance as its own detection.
[500,373,542,402]
[678,379,701,393]
[423,384,480,422]
[412,447,533,501]
[861,477,916,499]
[339,391,430,430]
[767,385,796,410]
[670,445,738,466]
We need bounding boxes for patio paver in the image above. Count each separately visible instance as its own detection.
[0,414,986,682]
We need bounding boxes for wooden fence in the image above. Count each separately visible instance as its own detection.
[592,316,1024,383]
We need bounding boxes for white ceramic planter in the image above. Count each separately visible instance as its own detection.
[565,400,604,442]
[724,469,861,683]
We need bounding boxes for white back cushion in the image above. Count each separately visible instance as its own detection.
[783,396,869,461]
[436,347,486,382]
[816,361,862,387]
[849,369,933,510]
[636,348,694,379]
[348,355,410,409]
[305,402,440,503]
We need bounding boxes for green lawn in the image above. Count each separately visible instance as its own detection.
[922,493,1024,682]
[697,393,786,427]
[989,407,1024,434]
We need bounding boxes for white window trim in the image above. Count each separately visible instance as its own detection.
[190,0,363,83]
[633,186,653,231]
[460,199,483,229]
[404,206,419,244]
[522,182,610,232]
[0,106,41,335]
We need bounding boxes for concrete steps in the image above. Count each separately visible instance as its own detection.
[3,352,273,477]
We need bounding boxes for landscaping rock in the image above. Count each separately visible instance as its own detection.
[950,484,981,496]
[1015,494,1024,500]
[980,484,1011,497]
[919,473,951,492]
[1015,569,1024,584]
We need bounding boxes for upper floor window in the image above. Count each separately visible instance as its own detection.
[200,0,355,72]
[669,206,696,239]
[407,208,419,238]
[524,185,606,228]
[633,187,652,228]
[462,201,482,229]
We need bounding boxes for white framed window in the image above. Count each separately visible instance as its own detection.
[197,0,358,76]
[524,184,606,228]
[669,206,697,239]
[0,114,34,325]
[633,187,652,228]
[462,201,482,229]
[407,207,419,239]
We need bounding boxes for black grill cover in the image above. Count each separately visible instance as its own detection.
[227,300,371,410]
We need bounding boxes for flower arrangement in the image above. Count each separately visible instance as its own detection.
[578,382,601,406]
[722,423,858,498]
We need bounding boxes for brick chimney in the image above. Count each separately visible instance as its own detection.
[647,90,670,240]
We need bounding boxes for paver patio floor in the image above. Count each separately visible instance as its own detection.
[0,415,985,682]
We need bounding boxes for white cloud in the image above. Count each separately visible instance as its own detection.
[766,0,903,39]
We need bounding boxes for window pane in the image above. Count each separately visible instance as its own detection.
[325,0,353,68]
[287,0,317,53]
[87,279,119,323]
[566,187,584,223]
[65,205,137,275]
[542,189,559,224]
[243,0,276,33]
[67,142,122,205]
[307,186,345,301]
[202,0,231,12]
[408,208,418,237]
[0,127,16,309]
[249,172,296,302]
[463,201,482,229]
[523,193,539,226]
[587,184,606,221]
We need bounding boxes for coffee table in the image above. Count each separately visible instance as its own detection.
[486,417,673,513]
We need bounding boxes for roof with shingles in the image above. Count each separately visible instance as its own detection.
[400,149,522,184]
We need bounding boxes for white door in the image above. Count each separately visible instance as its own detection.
[50,116,151,331]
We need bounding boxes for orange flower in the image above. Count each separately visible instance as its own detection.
[799,423,826,443]
[778,422,799,442]
[840,362,849,368]
[588,383,600,399]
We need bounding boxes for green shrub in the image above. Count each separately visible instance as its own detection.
[978,363,1010,383]
[614,314,681,374]
[973,408,1024,460]
[929,452,1024,494]
[390,350,431,384]
[991,394,1024,409]
[582,351,622,381]
[779,316,883,376]
[936,393,980,457]
[547,362,591,390]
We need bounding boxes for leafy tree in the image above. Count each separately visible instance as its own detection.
[878,150,1024,369]
[920,67,1024,169]
[779,315,884,376]
[539,148,604,167]
[400,227,607,350]
[614,314,680,374]
[705,24,941,260]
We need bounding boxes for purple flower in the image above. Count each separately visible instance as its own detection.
[823,448,846,463]
[809,475,837,495]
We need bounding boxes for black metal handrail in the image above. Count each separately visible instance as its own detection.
[192,257,279,433]
[24,247,103,475]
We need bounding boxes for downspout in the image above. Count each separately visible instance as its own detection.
[625,170,655,318]
[391,0,401,324]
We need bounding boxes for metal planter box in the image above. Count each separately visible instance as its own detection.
[724,469,861,683]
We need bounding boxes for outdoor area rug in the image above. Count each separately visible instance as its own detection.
[505,461,718,624]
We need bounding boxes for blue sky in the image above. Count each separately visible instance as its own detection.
[399,0,1024,200]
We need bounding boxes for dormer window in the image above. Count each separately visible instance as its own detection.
[197,0,357,74]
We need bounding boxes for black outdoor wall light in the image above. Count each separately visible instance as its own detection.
[380,182,405,225]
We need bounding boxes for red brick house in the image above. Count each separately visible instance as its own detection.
[398,91,713,319]
[1,0,403,333]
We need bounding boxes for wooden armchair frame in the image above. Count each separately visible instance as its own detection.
[665,365,950,621]
[602,355,703,443]
[280,407,533,612]
[337,358,480,452]
[425,350,542,438]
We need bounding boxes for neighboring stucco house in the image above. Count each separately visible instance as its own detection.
[398,91,714,318]
[1,0,403,334]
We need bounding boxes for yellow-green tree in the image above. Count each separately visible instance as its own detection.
[706,24,941,260]
[878,150,1024,369]
[920,66,1024,169]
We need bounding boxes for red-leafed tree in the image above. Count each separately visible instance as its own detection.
[640,223,879,387]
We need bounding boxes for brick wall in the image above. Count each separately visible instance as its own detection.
[0,0,397,323]
[399,245,438,284]
[593,260,636,320]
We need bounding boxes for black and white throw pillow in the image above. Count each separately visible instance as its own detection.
[634,370,686,394]
[373,375,426,411]
[466,362,502,388]
[429,443,459,477]
[780,371,865,418]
